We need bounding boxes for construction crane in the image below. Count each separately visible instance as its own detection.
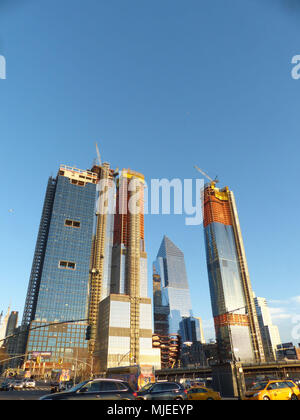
[95,142,102,167]
[194,165,219,185]
[95,142,119,177]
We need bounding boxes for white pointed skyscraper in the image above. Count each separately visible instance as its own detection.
[153,236,193,335]
[0,306,11,343]
[254,295,281,361]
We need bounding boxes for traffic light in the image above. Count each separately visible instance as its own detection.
[85,325,92,341]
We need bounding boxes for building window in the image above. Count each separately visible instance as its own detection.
[65,219,81,228]
[59,261,76,270]
[48,338,57,347]
[70,179,86,187]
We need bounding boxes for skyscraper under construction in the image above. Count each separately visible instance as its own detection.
[93,169,160,371]
[203,182,265,363]
[87,162,116,360]
[21,161,160,375]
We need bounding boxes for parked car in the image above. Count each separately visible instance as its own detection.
[187,386,221,400]
[59,381,74,392]
[0,380,14,392]
[50,381,60,394]
[13,380,26,390]
[40,378,137,400]
[244,380,300,400]
[292,379,300,389]
[49,381,73,393]
[136,382,188,400]
[24,379,36,389]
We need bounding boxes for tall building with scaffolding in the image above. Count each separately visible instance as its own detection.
[21,166,97,373]
[203,182,265,363]
[87,162,116,360]
[94,169,160,371]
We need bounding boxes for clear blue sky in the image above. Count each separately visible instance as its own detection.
[1,0,300,343]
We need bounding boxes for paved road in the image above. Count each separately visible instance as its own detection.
[0,386,52,400]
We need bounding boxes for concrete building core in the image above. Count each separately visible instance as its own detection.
[93,169,160,372]
[94,294,161,371]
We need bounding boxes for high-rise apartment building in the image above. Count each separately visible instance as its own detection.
[5,311,18,338]
[203,182,265,362]
[94,170,160,371]
[179,316,206,368]
[22,166,97,371]
[1,310,19,370]
[179,316,205,344]
[19,161,160,376]
[0,307,11,343]
[153,236,193,336]
[254,295,281,361]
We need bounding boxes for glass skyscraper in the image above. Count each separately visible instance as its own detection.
[179,316,205,344]
[22,166,97,371]
[203,182,265,363]
[254,294,281,361]
[153,236,193,336]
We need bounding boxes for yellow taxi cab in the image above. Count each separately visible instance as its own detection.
[187,386,221,400]
[244,380,300,400]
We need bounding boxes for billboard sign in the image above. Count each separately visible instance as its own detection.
[31,352,52,359]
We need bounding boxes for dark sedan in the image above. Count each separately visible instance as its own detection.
[0,380,14,392]
[40,378,137,400]
[136,382,188,400]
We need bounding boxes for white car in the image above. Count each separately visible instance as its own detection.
[24,379,36,388]
[13,380,25,390]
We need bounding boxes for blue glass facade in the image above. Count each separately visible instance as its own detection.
[34,175,95,322]
[179,317,203,343]
[204,222,247,317]
[25,171,97,364]
[153,236,193,336]
[204,221,254,361]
